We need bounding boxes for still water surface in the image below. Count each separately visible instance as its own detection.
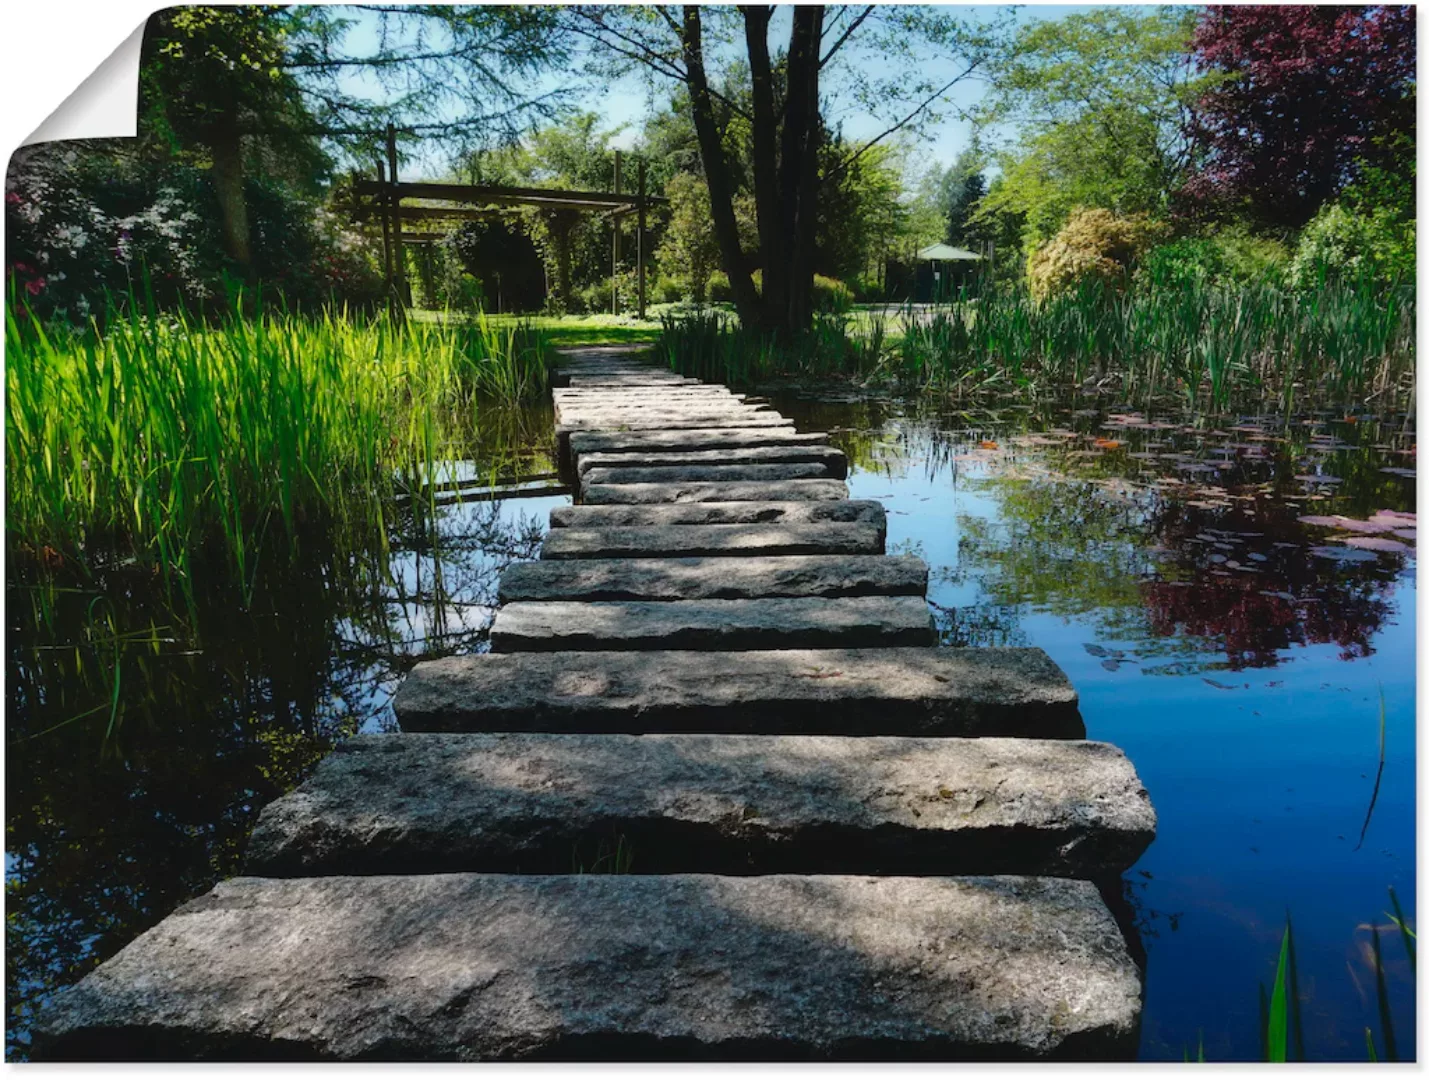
[6,390,1415,1060]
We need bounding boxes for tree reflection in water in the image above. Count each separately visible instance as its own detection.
[6,476,549,1057]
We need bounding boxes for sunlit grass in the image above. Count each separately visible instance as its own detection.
[6,294,549,607]
[659,277,1415,409]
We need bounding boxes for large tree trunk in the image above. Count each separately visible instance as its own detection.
[742,6,783,335]
[208,123,252,272]
[681,6,761,330]
[779,7,824,336]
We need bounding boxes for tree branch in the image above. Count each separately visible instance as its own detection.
[820,6,876,68]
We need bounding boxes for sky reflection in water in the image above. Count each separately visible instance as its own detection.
[6,390,1416,1062]
[771,390,1416,1062]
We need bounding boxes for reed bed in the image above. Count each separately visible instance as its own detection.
[660,276,1415,409]
[6,298,549,605]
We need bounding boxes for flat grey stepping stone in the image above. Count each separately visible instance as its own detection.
[554,382,743,391]
[577,446,848,479]
[33,873,1141,1061]
[488,596,935,652]
[540,523,883,559]
[501,554,924,601]
[556,407,777,426]
[570,428,831,454]
[245,732,1155,878]
[550,500,885,530]
[583,463,836,488]
[583,479,849,503]
[396,647,1081,738]
[559,414,793,433]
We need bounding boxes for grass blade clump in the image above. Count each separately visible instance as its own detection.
[6,290,549,608]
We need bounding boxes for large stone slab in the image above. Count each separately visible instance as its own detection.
[245,732,1155,878]
[565,375,698,386]
[569,428,831,455]
[501,554,924,601]
[555,401,772,418]
[559,414,793,433]
[488,597,936,652]
[549,500,885,530]
[554,387,739,399]
[395,647,1082,738]
[577,446,848,479]
[540,523,883,559]
[33,873,1141,1061]
[583,479,849,503]
[582,463,835,489]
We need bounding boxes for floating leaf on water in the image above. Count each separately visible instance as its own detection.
[1392,528,1416,542]
[1296,475,1343,485]
[1340,536,1410,553]
[1297,515,1341,527]
[1311,545,1381,563]
[1101,659,1122,672]
[1380,467,1416,478]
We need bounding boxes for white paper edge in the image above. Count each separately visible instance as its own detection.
[22,22,146,147]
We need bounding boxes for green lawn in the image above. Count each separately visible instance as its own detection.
[412,308,664,347]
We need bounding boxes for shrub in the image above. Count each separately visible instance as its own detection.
[1213,227,1292,285]
[653,275,686,304]
[1289,202,1414,288]
[813,274,854,314]
[1027,208,1164,301]
[702,269,850,313]
[1136,237,1226,292]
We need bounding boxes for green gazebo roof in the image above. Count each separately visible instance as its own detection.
[916,243,981,261]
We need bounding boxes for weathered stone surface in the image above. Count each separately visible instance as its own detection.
[582,479,850,503]
[556,401,772,419]
[564,375,697,386]
[554,387,740,399]
[245,732,1155,878]
[549,500,885,530]
[395,647,1081,738]
[569,428,831,455]
[33,873,1141,1061]
[583,463,835,488]
[488,597,936,652]
[501,554,924,601]
[577,446,848,479]
[559,414,793,433]
[540,523,883,559]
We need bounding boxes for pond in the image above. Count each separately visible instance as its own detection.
[6,387,1415,1061]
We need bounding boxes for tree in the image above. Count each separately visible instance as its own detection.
[141,7,311,269]
[973,6,1199,251]
[568,5,1011,338]
[140,5,572,272]
[655,172,721,300]
[942,148,986,247]
[1185,5,1416,229]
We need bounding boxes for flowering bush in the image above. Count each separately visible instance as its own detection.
[1027,208,1164,301]
[6,142,383,323]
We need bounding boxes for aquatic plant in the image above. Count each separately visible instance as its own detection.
[6,290,549,609]
[659,276,1415,409]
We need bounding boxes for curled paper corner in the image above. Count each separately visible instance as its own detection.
[22,22,147,147]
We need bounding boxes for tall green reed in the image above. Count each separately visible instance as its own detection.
[657,275,1414,411]
[6,291,549,610]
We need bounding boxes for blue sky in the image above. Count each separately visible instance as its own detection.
[335,4,1105,181]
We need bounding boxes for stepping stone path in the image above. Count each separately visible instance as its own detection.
[35,346,1156,1062]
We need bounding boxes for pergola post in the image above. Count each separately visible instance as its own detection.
[385,123,408,317]
[611,150,623,316]
[637,160,647,320]
[376,159,394,305]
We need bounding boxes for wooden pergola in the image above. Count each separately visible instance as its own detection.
[349,126,666,317]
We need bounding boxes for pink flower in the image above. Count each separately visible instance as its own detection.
[24,277,45,296]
